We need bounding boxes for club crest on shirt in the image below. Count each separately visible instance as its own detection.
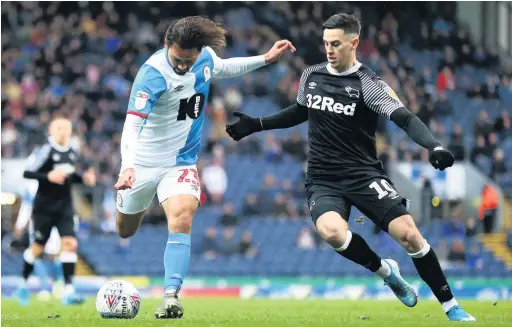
[204,65,211,82]
[135,91,149,110]
[345,86,360,99]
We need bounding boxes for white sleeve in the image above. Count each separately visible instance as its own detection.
[205,47,267,79]
[15,202,32,230]
[120,114,144,172]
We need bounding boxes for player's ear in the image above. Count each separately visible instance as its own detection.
[351,37,359,51]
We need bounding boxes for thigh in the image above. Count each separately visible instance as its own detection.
[55,212,76,238]
[31,212,54,245]
[117,166,159,215]
[44,227,61,255]
[305,180,352,224]
[345,173,409,231]
[157,165,201,204]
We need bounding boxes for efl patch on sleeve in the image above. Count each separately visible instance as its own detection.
[134,91,150,110]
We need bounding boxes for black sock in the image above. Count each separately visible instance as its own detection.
[62,262,75,285]
[335,232,382,272]
[22,260,34,281]
[412,247,454,303]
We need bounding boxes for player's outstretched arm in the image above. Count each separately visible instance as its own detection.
[360,73,454,171]
[226,103,308,141]
[207,40,295,79]
[390,107,454,170]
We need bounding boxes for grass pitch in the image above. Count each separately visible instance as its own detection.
[1,298,511,327]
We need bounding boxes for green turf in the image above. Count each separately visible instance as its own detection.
[2,298,511,327]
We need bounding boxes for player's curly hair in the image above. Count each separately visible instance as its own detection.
[165,16,227,50]
[323,13,361,36]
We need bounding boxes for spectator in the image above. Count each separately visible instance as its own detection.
[443,215,465,239]
[297,227,316,249]
[487,132,498,155]
[433,123,450,148]
[281,132,307,161]
[481,74,500,99]
[494,110,511,138]
[258,173,279,212]
[479,184,499,233]
[491,148,507,181]
[202,157,228,205]
[242,193,261,216]
[263,133,283,163]
[465,217,478,238]
[239,232,257,258]
[434,91,453,117]
[474,110,493,139]
[470,135,489,163]
[437,66,456,93]
[218,227,239,256]
[272,193,295,218]
[201,227,220,260]
[448,240,466,264]
[448,124,465,161]
[219,203,239,227]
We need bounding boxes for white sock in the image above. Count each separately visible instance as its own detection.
[441,298,458,313]
[63,284,75,297]
[375,259,391,278]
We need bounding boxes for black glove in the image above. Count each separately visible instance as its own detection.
[226,111,263,141]
[429,146,455,171]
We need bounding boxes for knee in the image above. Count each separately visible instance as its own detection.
[31,243,45,258]
[117,223,136,239]
[168,206,195,234]
[399,228,424,253]
[61,237,78,252]
[316,219,348,248]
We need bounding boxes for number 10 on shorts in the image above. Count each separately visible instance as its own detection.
[369,179,398,199]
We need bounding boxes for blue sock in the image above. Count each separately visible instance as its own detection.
[34,260,50,289]
[51,260,63,282]
[164,233,191,293]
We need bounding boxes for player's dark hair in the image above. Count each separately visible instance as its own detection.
[323,13,361,35]
[165,16,227,50]
[51,112,70,121]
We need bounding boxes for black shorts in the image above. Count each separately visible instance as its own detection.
[306,169,410,231]
[31,210,76,245]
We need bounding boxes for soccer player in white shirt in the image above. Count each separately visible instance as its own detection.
[114,16,295,319]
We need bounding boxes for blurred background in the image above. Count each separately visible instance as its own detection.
[1,1,512,300]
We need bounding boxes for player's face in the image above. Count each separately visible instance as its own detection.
[168,43,200,75]
[49,118,72,146]
[323,29,359,70]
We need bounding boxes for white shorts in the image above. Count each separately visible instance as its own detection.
[116,165,201,215]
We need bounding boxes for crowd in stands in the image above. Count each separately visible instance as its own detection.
[2,2,512,271]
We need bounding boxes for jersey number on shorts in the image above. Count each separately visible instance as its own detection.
[177,93,206,121]
[178,168,200,187]
[369,179,398,199]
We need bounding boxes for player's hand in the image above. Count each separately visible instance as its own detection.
[429,146,455,171]
[47,169,68,185]
[263,40,296,64]
[115,168,135,190]
[83,168,97,187]
[226,112,263,141]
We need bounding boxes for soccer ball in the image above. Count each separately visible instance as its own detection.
[96,280,141,319]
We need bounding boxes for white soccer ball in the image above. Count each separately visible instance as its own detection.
[96,280,141,319]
